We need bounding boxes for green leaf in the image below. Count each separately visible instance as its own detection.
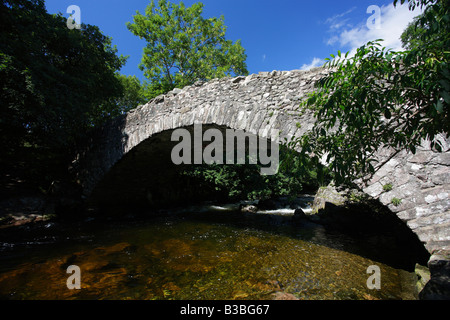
[436,100,444,113]
[439,80,450,92]
[441,91,450,104]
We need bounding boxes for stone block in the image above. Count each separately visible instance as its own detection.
[396,208,416,222]
[430,170,450,185]
[430,153,450,166]
[425,191,449,204]
[408,212,450,230]
[363,182,384,198]
[410,164,423,171]
[408,151,433,164]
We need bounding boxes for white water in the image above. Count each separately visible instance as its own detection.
[179,195,315,216]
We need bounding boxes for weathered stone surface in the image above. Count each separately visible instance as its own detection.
[311,185,346,213]
[415,263,431,294]
[362,140,450,255]
[76,67,450,298]
[240,204,258,213]
[420,252,450,300]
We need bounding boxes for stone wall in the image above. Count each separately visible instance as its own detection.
[362,137,450,254]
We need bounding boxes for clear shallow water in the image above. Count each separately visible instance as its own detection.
[0,209,417,300]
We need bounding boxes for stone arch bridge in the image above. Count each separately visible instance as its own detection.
[76,67,450,266]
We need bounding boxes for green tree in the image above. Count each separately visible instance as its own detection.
[400,1,446,50]
[0,0,127,152]
[297,0,449,185]
[0,0,132,196]
[127,0,248,97]
[102,74,148,116]
[117,74,148,111]
[182,145,326,202]
[400,15,428,50]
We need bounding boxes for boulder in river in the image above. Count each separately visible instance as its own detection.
[311,184,347,214]
[294,208,307,218]
[240,204,258,213]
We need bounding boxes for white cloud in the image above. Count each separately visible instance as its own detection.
[326,35,339,46]
[300,57,325,71]
[262,54,267,62]
[326,3,423,55]
[325,7,356,28]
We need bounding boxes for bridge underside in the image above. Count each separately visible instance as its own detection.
[88,124,278,213]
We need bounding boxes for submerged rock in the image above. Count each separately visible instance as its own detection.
[240,204,258,213]
[271,291,300,300]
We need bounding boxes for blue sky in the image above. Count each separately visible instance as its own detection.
[44,0,423,81]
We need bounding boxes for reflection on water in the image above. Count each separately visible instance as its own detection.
[0,208,418,300]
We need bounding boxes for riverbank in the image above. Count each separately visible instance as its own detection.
[0,190,85,229]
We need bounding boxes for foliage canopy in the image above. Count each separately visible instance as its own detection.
[0,0,128,152]
[127,0,249,98]
[297,0,449,185]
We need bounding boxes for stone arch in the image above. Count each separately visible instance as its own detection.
[76,68,450,259]
[77,69,321,199]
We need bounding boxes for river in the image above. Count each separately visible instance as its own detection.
[0,198,418,300]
